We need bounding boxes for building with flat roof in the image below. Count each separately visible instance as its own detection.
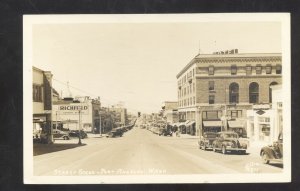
[176,50,282,137]
[32,66,53,143]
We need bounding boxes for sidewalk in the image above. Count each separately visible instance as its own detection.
[246,142,266,157]
[33,141,86,156]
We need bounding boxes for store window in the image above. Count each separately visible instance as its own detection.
[208,65,214,75]
[249,82,259,103]
[209,95,215,104]
[229,110,242,119]
[229,83,239,103]
[266,64,272,74]
[259,124,270,141]
[231,65,237,75]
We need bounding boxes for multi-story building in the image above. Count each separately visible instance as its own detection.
[52,96,101,133]
[176,50,282,137]
[32,66,53,142]
[110,104,128,127]
[162,101,179,124]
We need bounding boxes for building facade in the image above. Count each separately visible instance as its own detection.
[246,85,283,145]
[32,66,53,142]
[162,101,179,124]
[176,51,282,137]
[52,96,101,133]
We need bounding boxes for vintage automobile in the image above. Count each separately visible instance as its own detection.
[198,132,218,150]
[260,132,283,164]
[212,131,247,154]
[106,128,123,138]
[53,129,70,140]
[69,130,88,139]
[159,128,172,136]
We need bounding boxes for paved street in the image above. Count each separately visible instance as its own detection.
[34,127,282,176]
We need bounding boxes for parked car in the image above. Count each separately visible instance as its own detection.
[212,131,247,154]
[159,128,172,136]
[69,130,88,139]
[53,129,70,140]
[198,132,218,150]
[106,128,123,138]
[260,132,283,164]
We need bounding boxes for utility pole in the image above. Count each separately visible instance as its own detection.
[78,110,82,145]
[56,111,58,130]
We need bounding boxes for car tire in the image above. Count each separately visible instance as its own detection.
[203,146,207,151]
[222,145,227,154]
[262,152,270,164]
[213,145,216,152]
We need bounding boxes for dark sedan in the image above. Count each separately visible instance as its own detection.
[69,130,88,139]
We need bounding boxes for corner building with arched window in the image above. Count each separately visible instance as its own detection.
[176,52,282,140]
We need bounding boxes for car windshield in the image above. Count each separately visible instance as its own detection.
[204,133,217,138]
[223,133,238,138]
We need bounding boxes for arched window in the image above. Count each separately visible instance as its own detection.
[269,82,278,103]
[229,83,239,103]
[249,82,259,103]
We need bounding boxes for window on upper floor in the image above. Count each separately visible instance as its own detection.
[209,81,215,91]
[256,65,262,75]
[266,64,272,74]
[249,82,259,104]
[231,65,237,75]
[246,65,252,75]
[33,84,43,102]
[208,65,214,75]
[193,68,195,77]
[276,64,282,74]
[209,95,215,104]
[229,83,239,104]
[193,97,195,105]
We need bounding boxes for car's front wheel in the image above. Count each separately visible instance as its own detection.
[261,152,270,164]
[222,145,227,154]
[212,145,216,152]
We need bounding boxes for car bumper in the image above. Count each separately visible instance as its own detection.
[225,147,247,151]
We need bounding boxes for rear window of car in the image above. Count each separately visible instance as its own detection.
[204,133,217,138]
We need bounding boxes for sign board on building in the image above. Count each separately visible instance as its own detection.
[56,104,89,115]
[253,104,271,110]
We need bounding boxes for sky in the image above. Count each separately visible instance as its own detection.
[32,20,281,114]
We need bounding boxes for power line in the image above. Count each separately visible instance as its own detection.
[52,78,142,113]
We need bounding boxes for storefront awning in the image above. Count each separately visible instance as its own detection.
[186,121,196,126]
[179,122,186,127]
[227,121,244,128]
[203,121,222,127]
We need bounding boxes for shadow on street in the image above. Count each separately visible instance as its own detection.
[33,143,86,156]
[268,163,283,168]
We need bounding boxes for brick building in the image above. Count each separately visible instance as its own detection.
[176,51,282,137]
